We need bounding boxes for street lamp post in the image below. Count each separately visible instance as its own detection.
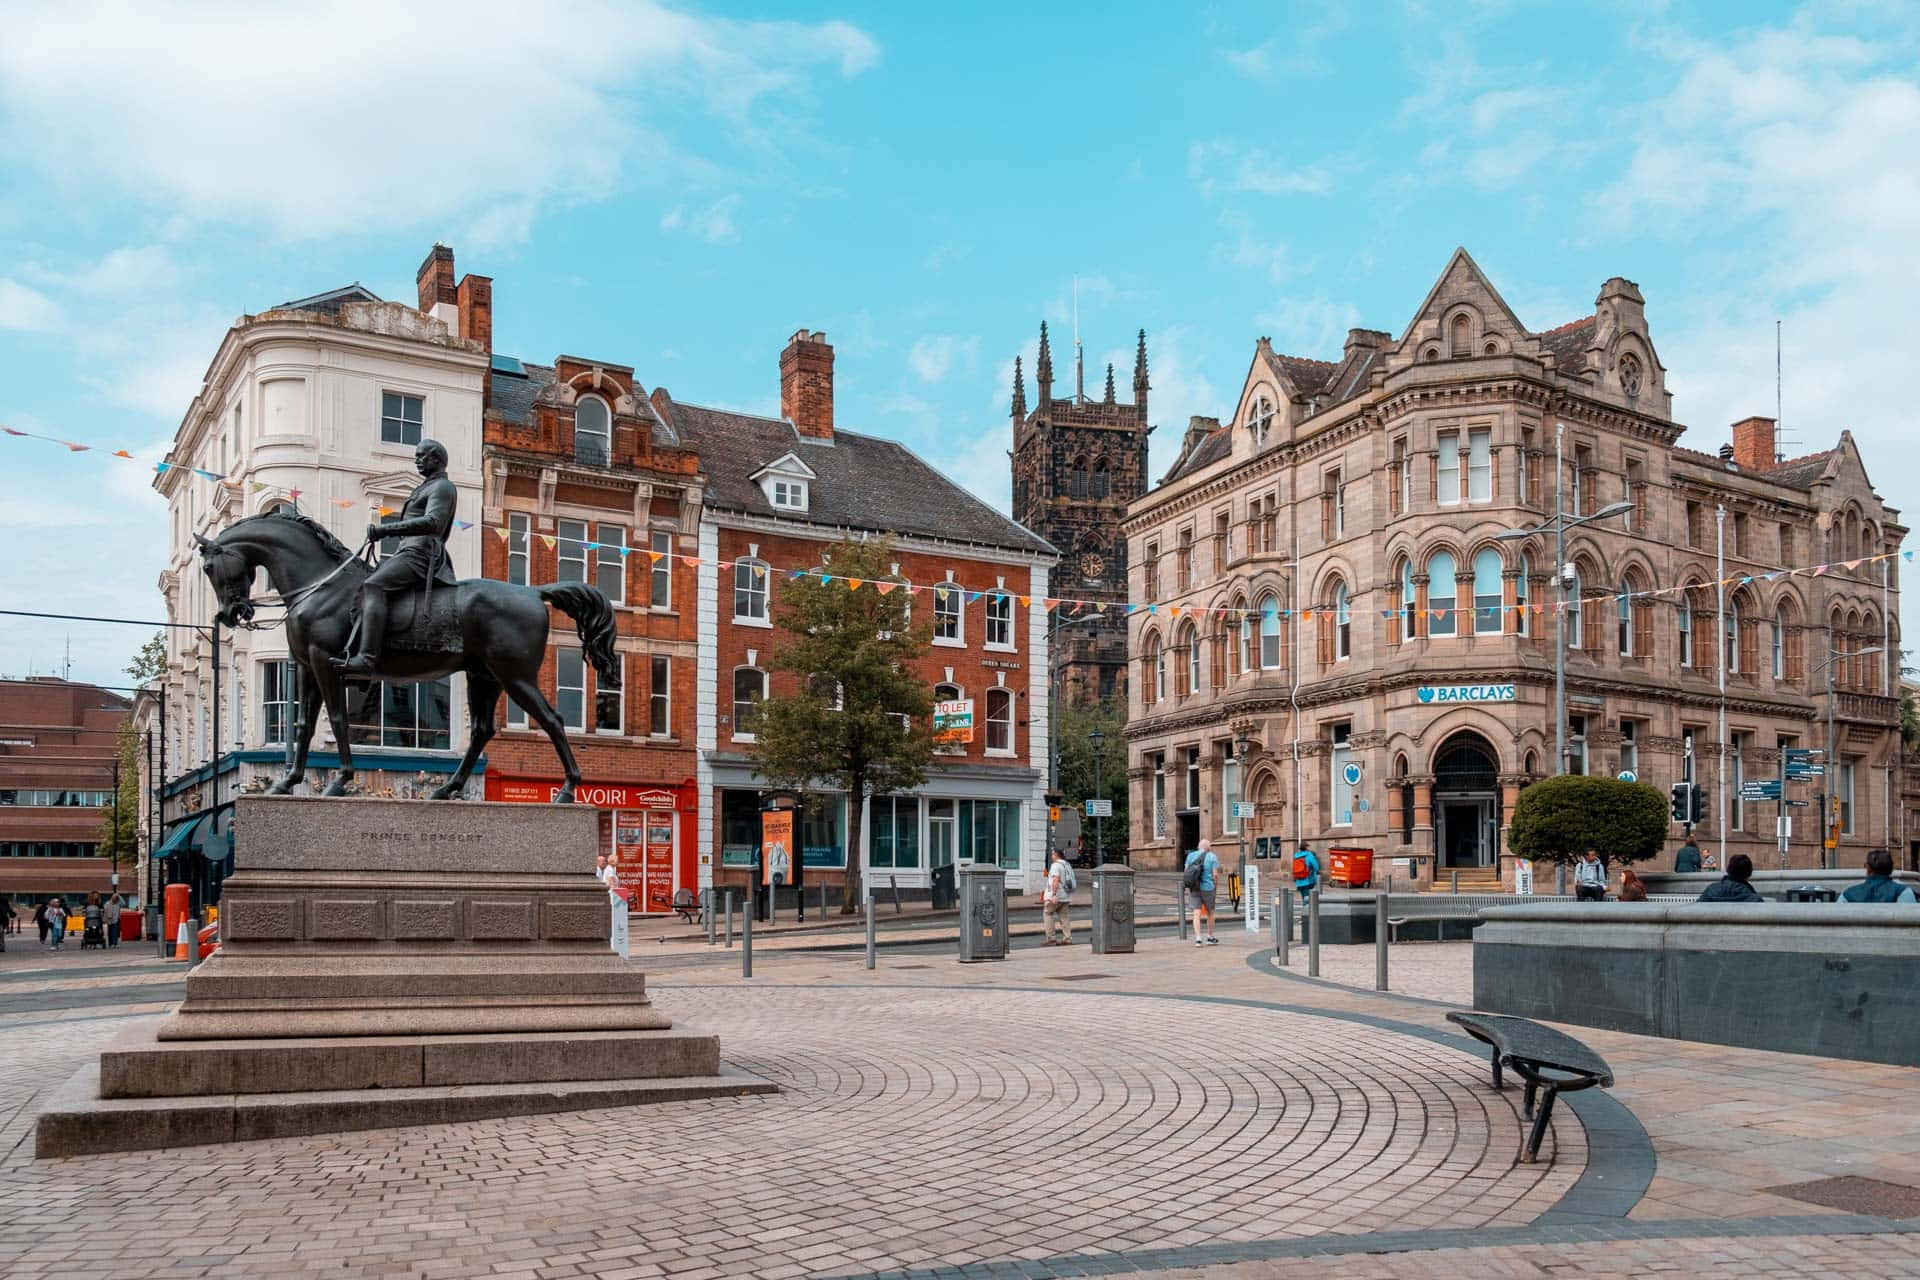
[1818,631,1882,869]
[1494,424,1633,777]
[1089,726,1105,866]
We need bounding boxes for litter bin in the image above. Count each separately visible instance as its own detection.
[930,863,958,911]
[956,863,1007,962]
[1786,886,1838,902]
[1329,847,1374,888]
[1090,863,1135,954]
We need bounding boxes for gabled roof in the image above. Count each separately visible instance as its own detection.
[1398,246,1530,349]
[1159,425,1233,486]
[1759,452,1837,490]
[488,357,679,449]
[1537,315,1596,369]
[662,399,1054,556]
[277,284,381,315]
[750,450,818,482]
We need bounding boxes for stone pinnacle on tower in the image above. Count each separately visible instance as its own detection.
[1036,321,1054,405]
[1103,362,1116,404]
[1011,355,1027,420]
[1133,329,1150,417]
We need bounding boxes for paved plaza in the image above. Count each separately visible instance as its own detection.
[3,926,1920,1279]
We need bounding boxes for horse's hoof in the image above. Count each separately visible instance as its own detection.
[428,782,461,801]
[265,779,296,795]
[554,788,576,804]
[322,778,352,797]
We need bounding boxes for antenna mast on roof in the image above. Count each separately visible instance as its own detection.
[1072,275,1085,405]
[1774,319,1791,463]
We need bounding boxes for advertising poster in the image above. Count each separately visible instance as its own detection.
[613,810,645,900]
[762,809,795,886]
[644,816,674,913]
[932,699,974,745]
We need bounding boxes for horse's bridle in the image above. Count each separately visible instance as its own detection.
[220,537,376,629]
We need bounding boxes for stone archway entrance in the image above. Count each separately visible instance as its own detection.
[1433,731,1501,869]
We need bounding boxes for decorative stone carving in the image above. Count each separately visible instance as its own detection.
[310,898,382,940]
[469,899,537,940]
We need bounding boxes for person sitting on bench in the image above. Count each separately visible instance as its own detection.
[1573,848,1607,902]
[1839,849,1917,903]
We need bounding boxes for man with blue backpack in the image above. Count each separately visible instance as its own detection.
[1182,839,1221,945]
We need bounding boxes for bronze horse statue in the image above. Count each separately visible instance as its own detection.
[196,509,619,802]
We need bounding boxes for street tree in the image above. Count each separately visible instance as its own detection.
[742,536,934,913]
[127,632,166,683]
[1507,775,1668,868]
[1055,698,1127,860]
[97,720,141,890]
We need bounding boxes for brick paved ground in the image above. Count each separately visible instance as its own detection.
[2,929,1918,1279]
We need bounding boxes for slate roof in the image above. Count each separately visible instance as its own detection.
[1537,316,1595,370]
[662,399,1055,557]
[1160,425,1233,486]
[276,284,381,316]
[1756,451,1834,490]
[488,358,680,448]
[1278,354,1338,393]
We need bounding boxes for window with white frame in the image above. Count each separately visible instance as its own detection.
[1467,427,1492,501]
[934,580,963,644]
[1619,719,1640,777]
[1566,564,1583,649]
[1329,723,1354,824]
[1221,743,1241,835]
[596,524,625,604]
[1188,629,1204,692]
[985,591,1013,649]
[1259,596,1282,669]
[734,559,769,622]
[1428,550,1458,637]
[1473,549,1503,635]
[1236,610,1251,674]
[932,682,962,754]
[1724,598,1740,672]
[348,679,451,749]
[650,530,673,608]
[1682,728,1697,782]
[574,395,610,466]
[381,392,423,446]
[985,687,1013,754]
[557,519,588,584]
[1730,732,1746,830]
[594,654,624,733]
[770,478,807,510]
[557,648,587,732]
[649,655,670,737]
[1185,746,1201,809]
[1771,609,1786,679]
[732,667,767,740]
[1334,582,1351,658]
[1567,714,1587,775]
[1618,582,1633,656]
[261,660,297,745]
[1152,753,1167,838]
[1677,595,1693,666]
[507,513,530,585]
[1436,432,1461,504]
[506,688,527,729]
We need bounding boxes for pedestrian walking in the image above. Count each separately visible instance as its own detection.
[1673,839,1703,873]
[595,853,616,886]
[1838,849,1917,903]
[34,901,50,946]
[1043,847,1076,945]
[1574,848,1608,901]
[1292,844,1321,900]
[1183,838,1222,945]
[45,898,68,950]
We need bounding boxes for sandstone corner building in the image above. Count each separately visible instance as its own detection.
[1124,249,1905,884]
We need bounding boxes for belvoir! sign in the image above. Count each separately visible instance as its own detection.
[1415,684,1517,705]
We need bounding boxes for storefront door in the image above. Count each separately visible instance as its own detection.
[928,799,956,868]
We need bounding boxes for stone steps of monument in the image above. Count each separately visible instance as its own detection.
[37,1061,776,1159]
[102,1026,720,1099]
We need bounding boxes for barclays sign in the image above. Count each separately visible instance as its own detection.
[1416,684,1517,705]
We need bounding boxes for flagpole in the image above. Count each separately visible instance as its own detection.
[1716,503,1727,872]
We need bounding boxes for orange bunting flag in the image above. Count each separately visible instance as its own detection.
[685,557,702,568]
[65,442,89,452]
[647,551,664,563]
[875,581,897,595]
[1044,598,1059,610]
[112,449,133,459]
[328,497,354,509]
[847,578,863,590]
[1300,609,1314,621]
[1168,606,1182,618]
[1018,595,1030,607]
[376,506,396,517]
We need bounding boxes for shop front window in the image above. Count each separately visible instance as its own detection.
[958,798,1022,869]
[869,794,921,869]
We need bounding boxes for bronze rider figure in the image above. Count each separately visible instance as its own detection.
[333,438,458,676]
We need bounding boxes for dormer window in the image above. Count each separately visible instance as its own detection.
[770,478,808,510]
[753,450,818,515]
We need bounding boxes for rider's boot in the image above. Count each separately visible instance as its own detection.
[332,590,387,677]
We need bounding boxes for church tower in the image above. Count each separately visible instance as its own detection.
[1010,322,1152,706]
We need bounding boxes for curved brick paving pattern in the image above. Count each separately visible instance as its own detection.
[0,983,1576,1279]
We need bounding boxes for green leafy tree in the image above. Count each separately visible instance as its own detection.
[743,536,934,912]
[1055,699,1128,860]
[97,721,141,886]
[126,632,166,683]
[1901,687,1918,749]
[1507,775,1669,868]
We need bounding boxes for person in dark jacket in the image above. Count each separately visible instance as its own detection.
[1673,839,1703,873]
[1838,849,1917,903]
[1697,853,1764,902]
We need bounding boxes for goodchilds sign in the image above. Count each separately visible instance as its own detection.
[1416,684,1517,705]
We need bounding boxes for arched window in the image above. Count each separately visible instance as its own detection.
[731,667,767,741]
[1428,550,1458,637]
[1514,553,1530,636]
[1450,313,1471,358]
[1249,396,1275,449]
[575,394,611,465]
[1184,623,1203,696]
[1070,456,1089,499]
[1678,592,1694,667]
[1232,601,1250,675]
[1472,549,1503,635]
[985,687,1014,754]
[1092,461,1110,498]
[1391,558,1413,645]
[1618,580,1633,656]
[1771,605,1787,679]
[1146,633,1166,705]
[1258,594,1283,669]
[1334,581,1351,660]
[265,499,297,517]
[1725,597,1741,673]
[1565,564,1583,649]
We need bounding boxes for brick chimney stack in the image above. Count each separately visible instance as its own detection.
[417,244,456,314]
[781,330,835,440]
[456,272,492,351]
[1731,415,1777,470]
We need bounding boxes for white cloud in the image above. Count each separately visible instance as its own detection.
[907,334,978,384]
[29,245,182,296]
[1218,212,1294,284]
[0,278,59,331]
[1254,297,1363,361]
[0,3,879,240]
[660,195,744,244]
[1188,141,1333,199]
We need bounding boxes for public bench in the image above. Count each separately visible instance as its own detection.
[672,888,701,925]
[1446,1011,1614,1163]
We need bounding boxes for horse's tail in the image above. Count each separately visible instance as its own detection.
[538,583,621,688]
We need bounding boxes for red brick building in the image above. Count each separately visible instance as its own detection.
[0,678,130,912]
[459,243,705,915]
[655,330,1059,903]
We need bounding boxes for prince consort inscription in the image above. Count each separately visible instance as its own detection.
[237,795,600,876]
[361,830,488,844]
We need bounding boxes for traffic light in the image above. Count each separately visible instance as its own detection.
[1688,783,1708,824]
[1670,783,1689,823]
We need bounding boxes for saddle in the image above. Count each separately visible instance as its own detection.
[351,586,463,656]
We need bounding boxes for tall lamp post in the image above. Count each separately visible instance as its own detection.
[1816,632,1881,870]
[1089,726,1105,866]
[1493,425,1633,776]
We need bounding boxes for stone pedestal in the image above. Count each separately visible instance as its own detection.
[36,796,772,1158]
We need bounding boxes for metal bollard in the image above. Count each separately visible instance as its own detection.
[864,896,876,970]
[1179,886,1188,940]
[1450,869,1459,895]
[1273,889,1288,966]
[1375,891,1389,992]
[818,884,828,920]
[706,889,716,945]
[725,891,735,948]
[742,903,753,978]
[1307,890,1320,978]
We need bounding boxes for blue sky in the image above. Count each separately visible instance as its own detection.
[2,1,1917,686]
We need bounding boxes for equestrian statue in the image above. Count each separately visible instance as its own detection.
[194,438,619,803]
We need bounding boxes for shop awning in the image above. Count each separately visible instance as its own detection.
[199,808,233,862]
[154,815,205,860]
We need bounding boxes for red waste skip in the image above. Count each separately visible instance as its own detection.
[1328,847,1374,888]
